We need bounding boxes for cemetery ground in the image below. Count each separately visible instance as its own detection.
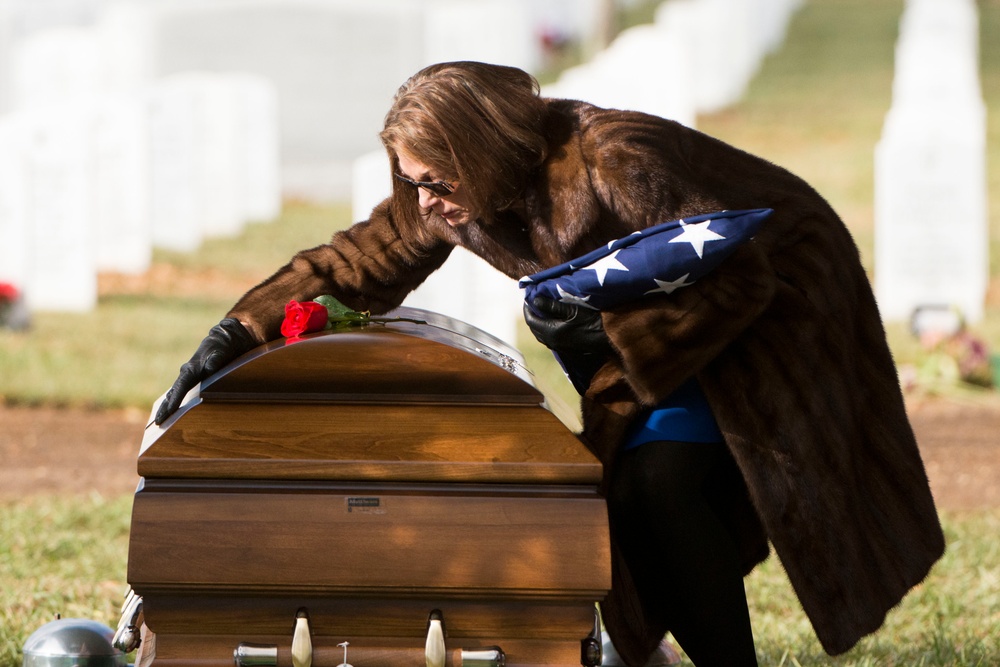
[1,202,999,664]
[2,0,1000,662]
[1,345,999,666]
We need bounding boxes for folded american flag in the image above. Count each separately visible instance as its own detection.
[520,208,772,312]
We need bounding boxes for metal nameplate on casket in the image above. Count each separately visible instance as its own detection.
[127,308,611,667]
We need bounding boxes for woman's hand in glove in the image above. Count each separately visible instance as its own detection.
[523,296,611,353]
[523,296,613,395]
[153,317,257,425]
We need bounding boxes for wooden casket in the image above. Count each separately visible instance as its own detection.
[127,308,611,667]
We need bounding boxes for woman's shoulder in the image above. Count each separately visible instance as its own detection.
[543,97,706,165]
[543,97,686,134]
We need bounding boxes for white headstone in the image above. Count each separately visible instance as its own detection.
[146,78,204,253]
[0,116,29,292]
[140,0,546,200]
[90,95,152,274]
[189,73,246,238]
[684,0,759,113]
[146,0,417,201]
[235,73,282,223]
[95,1,156,95]
[351,150,392,224]
[874,0,987,323]
[422,0,535,72]
[10,25,101,111]
[751,0,805,56]
[543,21,697,128]
[0,2,13,114]
[20,109,98,312]
[6,0,98,35]
[543,0,804,124]
[157,72,249,239]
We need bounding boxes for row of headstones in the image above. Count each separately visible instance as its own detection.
[0,0,800,332]
[874,0,987,326]
[543,0,805,128]
[0,70,281,313]
[356,0,806,346]
[0,0,619,203]
[0,0,613,319]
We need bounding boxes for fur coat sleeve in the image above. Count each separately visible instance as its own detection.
[227,198,453,343]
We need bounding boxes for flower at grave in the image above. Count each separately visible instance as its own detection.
[943,330,993,388]
[280,294,426,344]
[0,282,17,305]
[0,285,30,331]
[0,282,22,329]
[280,299,329,338]
[910,323,995,391]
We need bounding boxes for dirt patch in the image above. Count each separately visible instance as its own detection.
[904,396,1000,512]
[0,404,149,499]
[1,397,998,511]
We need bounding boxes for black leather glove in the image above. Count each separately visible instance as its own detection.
[153,317,256,425]
[523,296,610,353]
[523,296,612,394]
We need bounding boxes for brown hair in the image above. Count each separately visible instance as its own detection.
[380,61,549,228]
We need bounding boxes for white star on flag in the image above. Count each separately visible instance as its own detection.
[669,220,726,259]
[645,273,694,295]
[584,249,629,286]
[519,209,772,315]
[556,284,596,308]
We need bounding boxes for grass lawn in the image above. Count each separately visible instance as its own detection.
[2,1,997,410]
[1,496,997,667]
[699,0,1000,355]
[1,0,999,664]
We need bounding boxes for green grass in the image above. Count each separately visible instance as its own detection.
[699,0,902,270]
[735,510,1000,666]
[0,202,351,409]
[1,0,998,408]
[0,495,134,667]
[698,0,1000,376]
[1,497,996,667]
[2,2,1000,665]
[151,201,349,275]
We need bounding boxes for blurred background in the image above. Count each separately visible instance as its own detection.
[0,0,995,408]
[0,0,998,664]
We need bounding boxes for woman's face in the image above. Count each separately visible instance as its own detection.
[396,151,478,227]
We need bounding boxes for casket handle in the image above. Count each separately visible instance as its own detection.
[234,643,278,667]
[292,608,312,667]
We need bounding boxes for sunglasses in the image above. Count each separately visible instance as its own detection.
[394,173,455,197]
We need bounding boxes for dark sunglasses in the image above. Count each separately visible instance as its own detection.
[394,173,455,197]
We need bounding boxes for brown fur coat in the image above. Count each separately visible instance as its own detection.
[229,100,945,664]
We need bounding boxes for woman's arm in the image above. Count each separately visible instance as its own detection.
[153,198,452,424]
[228,198,453,344]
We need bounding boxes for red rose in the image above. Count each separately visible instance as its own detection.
[0,283,18,304]
[280,300,329,338]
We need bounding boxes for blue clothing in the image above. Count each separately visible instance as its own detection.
[623,377,724,449]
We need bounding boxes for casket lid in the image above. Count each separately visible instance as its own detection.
[194,308,541,405]
[139,308,597,485]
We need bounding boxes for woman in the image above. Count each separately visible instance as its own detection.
[155,61,944,666]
